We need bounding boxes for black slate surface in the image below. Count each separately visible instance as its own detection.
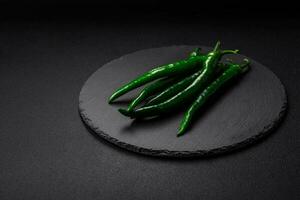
[79,46,287,157]
[0,16,299,200]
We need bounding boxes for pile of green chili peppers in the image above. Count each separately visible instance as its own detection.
[108,41,250,136]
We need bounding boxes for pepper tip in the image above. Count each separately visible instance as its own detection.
[118,108,132,117]
[108,99,113,104]
[177,127,186,137]
[108,95,116,104]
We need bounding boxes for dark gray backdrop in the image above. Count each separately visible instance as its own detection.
[0,6,299,200]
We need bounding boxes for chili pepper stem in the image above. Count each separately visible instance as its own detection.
[240,58,250,72]
[213,41,221,51]
[226,58,249,72]
[222,49,239,55]
[189,48,202,57]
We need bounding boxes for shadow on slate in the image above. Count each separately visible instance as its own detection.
[78,46,287,158]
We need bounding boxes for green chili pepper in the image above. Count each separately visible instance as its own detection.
[146,63,228,106]
[126,48,206,111]
[145,70,203,107]
[178,59,250,136]
[119,41,239,118]
[108,50,206,103]
[126,76,180,112]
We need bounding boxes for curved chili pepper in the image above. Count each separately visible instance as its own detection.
[126,48,205,110]
[126,76,181,112]
[119,41,239,118]
[146,63,228,106]
[126,48,207,111]
[145,70,203,107]
[108,51,206,103]
[178,59,250,136]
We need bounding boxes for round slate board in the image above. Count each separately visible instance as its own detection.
[79,46,287,157]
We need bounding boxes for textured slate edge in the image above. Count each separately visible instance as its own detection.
[78,46,288,158]
[78,90,287,158]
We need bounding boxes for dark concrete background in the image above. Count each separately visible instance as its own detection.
[0,5,299,200]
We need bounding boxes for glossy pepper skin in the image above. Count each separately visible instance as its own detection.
[108,49,206,103]
[145,70,202,106]
[119,41,239,118]
[126,76,181,112]
[178,59,250,136]
[146,63,228,106]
